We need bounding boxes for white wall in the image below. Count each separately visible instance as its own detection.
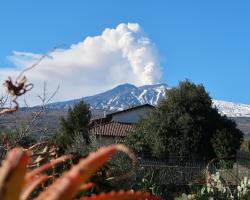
[111,107,152,123]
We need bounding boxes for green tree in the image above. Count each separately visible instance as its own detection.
[211,116,243,158]
[56,100,91,152]
[126,80,243,159]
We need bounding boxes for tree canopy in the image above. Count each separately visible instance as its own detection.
[56,100,91,151]
[126,80,243,159]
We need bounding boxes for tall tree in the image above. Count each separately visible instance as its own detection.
[56,100,91,151]
[126,80,243,159]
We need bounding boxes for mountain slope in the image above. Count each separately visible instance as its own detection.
[213,100,250,117]
[49,83,168,111]
[48,83,250,118]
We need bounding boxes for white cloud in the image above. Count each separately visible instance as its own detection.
[0,23,162,106]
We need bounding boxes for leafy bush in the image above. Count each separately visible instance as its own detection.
[126,80,243,159]
[65,133,98,156]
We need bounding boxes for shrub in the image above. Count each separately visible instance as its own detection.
[126,80,243,159]
[56,100,91,152]
[0,144,161,200]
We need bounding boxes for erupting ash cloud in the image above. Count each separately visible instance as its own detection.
[0,23,162,105]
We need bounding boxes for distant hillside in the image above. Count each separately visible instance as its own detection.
[233,117,250,138]
[1,109,249,139]
[0,108,67,138]
[0,83,249,138]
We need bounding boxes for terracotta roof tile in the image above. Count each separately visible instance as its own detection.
[90,122,135,137]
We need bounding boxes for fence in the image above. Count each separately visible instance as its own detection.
[139,159,207,185]
[139,150,250,186]
[237,150,250,179]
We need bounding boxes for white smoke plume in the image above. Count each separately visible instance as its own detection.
[0,23,162,105]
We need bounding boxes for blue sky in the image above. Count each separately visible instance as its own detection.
[0,0,250,104]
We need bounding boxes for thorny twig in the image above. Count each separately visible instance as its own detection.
[0,45,63,116]
[0,80,59,150]
[0,76,33,115]
[19,82,59,138]
[16,45,64,81]
[0,93,9,109]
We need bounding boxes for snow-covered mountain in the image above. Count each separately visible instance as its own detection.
[48,83,168,111]
[48,83,250,118]
[213,100,250,117]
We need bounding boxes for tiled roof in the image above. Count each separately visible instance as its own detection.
[90,122,135,137]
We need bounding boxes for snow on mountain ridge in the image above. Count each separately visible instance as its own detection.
[213,100,250,117]
[48,83,250,118]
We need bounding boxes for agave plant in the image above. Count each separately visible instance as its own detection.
[0,144,161,200]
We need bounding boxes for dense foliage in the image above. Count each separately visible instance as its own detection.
[126,80,243,159]
[56,100,91,152]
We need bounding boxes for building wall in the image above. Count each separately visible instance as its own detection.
[95,136,124,146]
[111,107,152,123]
